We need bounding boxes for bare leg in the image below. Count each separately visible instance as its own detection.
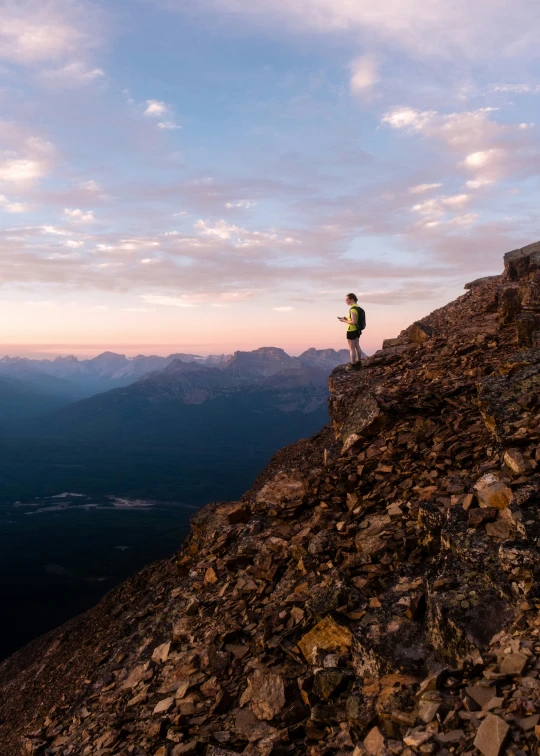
[348,340,355,364]
[353,338,361,364]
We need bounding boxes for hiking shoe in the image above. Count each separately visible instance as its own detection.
[345,363,355,371]
[352,361,362,370]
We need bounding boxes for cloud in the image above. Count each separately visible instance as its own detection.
[167,0,540,60]
[350,55,379,95]
[157,121,180,130]
[0,159,43,182]
[40,61,105,87]
[225,200,257,209]
[79,180,101,192]
[273,306,294,311]
[144,100,169,117]
[490,84,540,94]
[0,1,103,65]
[64,208,95,223]
[461,148,506,184]
[193,218,296,248]
[64,239,84,248]
[0,130,55,185]
[382,105,540,188]
[381,107,502,151]
[0,196,28,213]
[441,193,470,207]
[47,251,79,259]
[141,294,198,307]
[408,183,442,194]
[195,219,240,240]
[411,193,472,227]
[41,225,68,235]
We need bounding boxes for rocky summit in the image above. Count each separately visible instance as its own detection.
[2,242,540,756]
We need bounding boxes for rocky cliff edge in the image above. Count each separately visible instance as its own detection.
[1,242,540,756]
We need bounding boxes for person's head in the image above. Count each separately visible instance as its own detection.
[345,293,358,305]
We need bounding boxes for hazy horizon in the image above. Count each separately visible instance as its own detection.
[0,341,356,360]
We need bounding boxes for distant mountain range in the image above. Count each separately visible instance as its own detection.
[0,350,231,396]
[0,346,352,396]
[0,346,354,502]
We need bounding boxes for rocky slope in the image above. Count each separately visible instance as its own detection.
[1,243,540,756]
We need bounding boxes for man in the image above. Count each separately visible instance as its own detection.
[339,293,363,370]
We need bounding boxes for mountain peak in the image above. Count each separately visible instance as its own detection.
[53,355,79,364]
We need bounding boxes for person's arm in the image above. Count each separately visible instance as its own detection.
[340,310,358,325]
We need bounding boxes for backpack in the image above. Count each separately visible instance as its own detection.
[351,305,366,331]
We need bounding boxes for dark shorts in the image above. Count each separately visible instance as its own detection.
[346,330,360,341]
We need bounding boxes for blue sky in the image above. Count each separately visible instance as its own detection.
[1,0,540,356]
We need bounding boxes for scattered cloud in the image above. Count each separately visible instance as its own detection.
[64,208,95,223]
[64,239,84,248]
[41,225,68,235]
[40,61,105,87]
[78,180,102,192]
[0,195,28,213]
[408,183,442,194]
[157,120,181,130]
[490,84,540,94]
[144,100,168,117]
[225,200,257,209]
[141,294,198,308]
[273,306,294,312]
[175,0,540,60]
[0,131,55,185]
[0,3,97,65]
[194,219,240,240]
[350,55,379,95]
[47,251,79,260]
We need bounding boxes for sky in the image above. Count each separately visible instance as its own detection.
[1,0,540,358]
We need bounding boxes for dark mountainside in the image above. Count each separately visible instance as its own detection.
[0,347,348,502]
[2,243,540,756]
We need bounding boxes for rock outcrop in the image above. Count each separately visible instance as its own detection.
[2,245,540,756]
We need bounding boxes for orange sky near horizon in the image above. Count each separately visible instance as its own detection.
[0,291,454,359]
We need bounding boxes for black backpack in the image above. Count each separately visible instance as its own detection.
[352,305,366,331]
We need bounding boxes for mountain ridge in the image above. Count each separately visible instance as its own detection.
[3,244,540,755]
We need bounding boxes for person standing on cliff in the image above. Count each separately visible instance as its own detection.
[339,293,364,370]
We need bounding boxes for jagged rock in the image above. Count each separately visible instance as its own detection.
[313,669,352,699]
[298,617,353,662]
[474,473,512,509]
[405,322,433,344]
[153,696,174,714]
[464,275,500,289]
[504,448,527,474]
[504,241,540,279]
[241,669,286,721]
[498,287,522,324]
[256,470,306,506]
[364,726,387,756]
[500,651,528,675]
[152,642,171,663]
[473,714,509,756]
